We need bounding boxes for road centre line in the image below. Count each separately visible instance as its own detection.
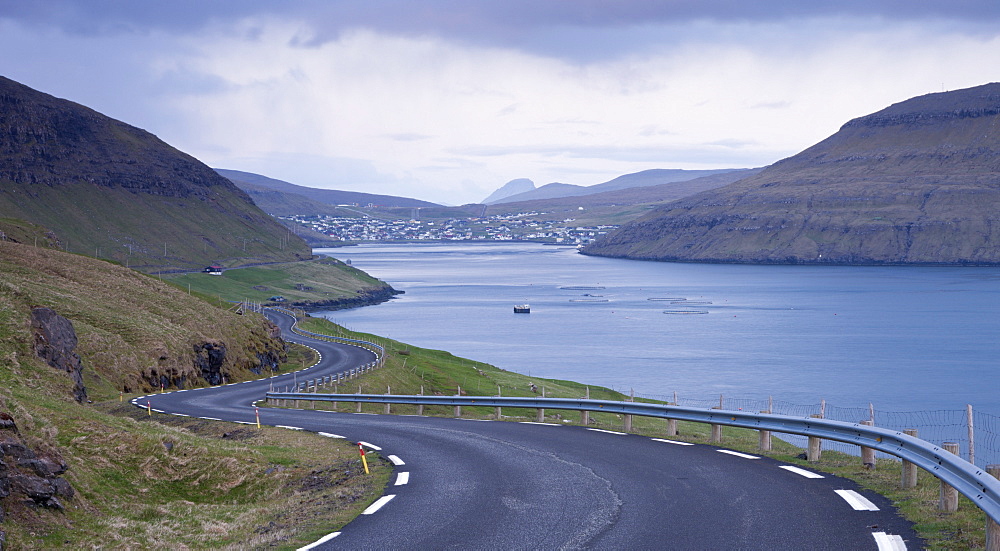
[779,465,825,479]
[873,531,907,550]
[650,438,694,446]
[834,489,880,511]
[587,428,626,435]
[395,472,410,486]
[387,455,405,466]
[362,494,396,515]
[716,450,760,459]
[296,531,341,550]
[359,441,382,451]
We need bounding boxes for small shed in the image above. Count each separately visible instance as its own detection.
[203,266,223,276]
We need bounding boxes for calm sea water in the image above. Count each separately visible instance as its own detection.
[315,243,1000,415]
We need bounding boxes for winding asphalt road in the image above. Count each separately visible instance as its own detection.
[137,310,924,550]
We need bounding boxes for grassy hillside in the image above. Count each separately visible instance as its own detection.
[584,83,1000,264]
[164,257,397,310]
[0,76,311,273]
[0,239,390,548]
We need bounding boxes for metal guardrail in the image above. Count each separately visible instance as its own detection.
[266,307,385,363]
[265,392,1000,524]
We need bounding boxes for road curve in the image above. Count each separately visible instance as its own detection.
[138,310,924,550]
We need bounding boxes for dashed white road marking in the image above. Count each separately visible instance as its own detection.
[170,413,189,417]
[395,472,410,486]
[362,494,396,515]
[650,438,694,446]
[779,465,825,479]
[587,428,626,435]
[387,455,405,466]
[358,441,382,451]
[276,425,303,431]
[834,489,880,511]
[297,531,341,550]
[318,432,345,439]
[716,449,759,459]
[872,531,907,550]
[199,417,221,421]
[519,422,561,426]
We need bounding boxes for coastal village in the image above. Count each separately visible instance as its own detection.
[280,212,618,244]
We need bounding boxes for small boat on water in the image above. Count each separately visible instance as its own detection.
[514,304,530,313]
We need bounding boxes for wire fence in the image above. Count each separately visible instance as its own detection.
[631,392,1000,467]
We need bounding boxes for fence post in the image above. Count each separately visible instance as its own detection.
[536,386,545,423]
[859,420,876,470]
[807,414,823,462]
[759,410,772,452]
[581,387,590,426]
[454,386,462,418]
[939,442,960,512]
[987,465,1000,551]
[710,405,722,443]
[901,429,919,486]
[968,404,976,466]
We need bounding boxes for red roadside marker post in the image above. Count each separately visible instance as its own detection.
[255,406,261,429]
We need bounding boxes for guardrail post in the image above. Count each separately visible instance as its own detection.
[496,386,502,420]
[939,442,960,512]
[666,419,677,436]
[581,387,590,426]
[454,386,462,418]
[901,429,919,485]
[536,386,545,423]
[623,389,634,432]
[807,414,823,462]
[417,386,424,416]
[710,407,722,443]
[860,420,876,470]
[759,410,772,452]
[385,386,391,415]
[356,385,363,413]
[988,464,1000,551]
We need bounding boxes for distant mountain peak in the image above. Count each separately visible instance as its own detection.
[482,178,535,204]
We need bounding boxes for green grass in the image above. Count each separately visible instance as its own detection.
[283,314,991,550]
[163,257,386,305]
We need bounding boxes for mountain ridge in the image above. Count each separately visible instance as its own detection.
[583,83,1000,265]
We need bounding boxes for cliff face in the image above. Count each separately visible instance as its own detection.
[30,308,87,403]
[583,83,1000,265]
[0,76,311,271]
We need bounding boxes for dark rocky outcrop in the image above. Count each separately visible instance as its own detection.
[193,342,228,386]
[0,412,75,522]
[30,307,87,403]
[584,83,1000,265]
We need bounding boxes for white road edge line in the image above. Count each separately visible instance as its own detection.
[395,472,410,486]
[387,455,405,466]
[716,449,760,459]
[587,428,626,435]
[296,531,341,550]
[650,438,694,446]
[362,494,396,515]
[519,422,561,426]
[318,432,346,439]
[834,489,880,511]
[872,531,907,550]
[359,441,382,451]
[779,465,825,479]
[199,417,221,421]
[276,425,303,431]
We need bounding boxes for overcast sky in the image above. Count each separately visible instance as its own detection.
[3,2,1000,205]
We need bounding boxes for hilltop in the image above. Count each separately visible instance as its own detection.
[584,83,1000,264]
[0,76,311,272]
